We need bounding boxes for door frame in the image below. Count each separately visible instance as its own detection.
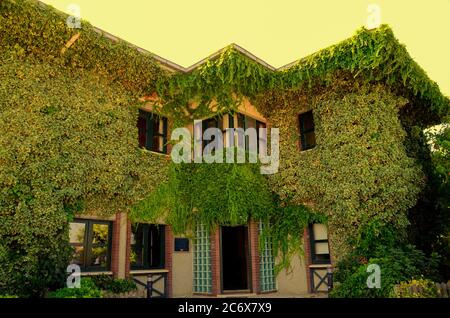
[219,225,252,294]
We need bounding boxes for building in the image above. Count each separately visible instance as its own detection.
[3,0,448,298]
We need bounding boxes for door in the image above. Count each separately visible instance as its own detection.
[221,226,250,292]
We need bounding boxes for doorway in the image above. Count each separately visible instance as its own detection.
[221,226,250,292]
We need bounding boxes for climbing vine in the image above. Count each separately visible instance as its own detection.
[1,0,449,295]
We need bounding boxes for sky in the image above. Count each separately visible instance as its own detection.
[41,0,450,97]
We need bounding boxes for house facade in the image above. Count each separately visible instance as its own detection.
[69,97,332,297]
[5,0,448,299]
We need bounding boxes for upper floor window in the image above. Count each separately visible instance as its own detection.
[298,111,316,150]
[202,117,223,150]
[235,113,266,154]
[196,113,267,156]
[130,223,165,270]
[137,109,168,154]
[309,223,330,265]
[69,219,112,271]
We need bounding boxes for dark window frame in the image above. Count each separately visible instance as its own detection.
[235,113,266,154]
[308,224,331,265]
[298,111,316,151]
[69,219,113,272]
[130,223,166,270]
[202,117,221,150]
[138,109,168,154]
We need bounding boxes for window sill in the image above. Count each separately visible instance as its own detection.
[308,264,332,268]
[80,271,113,276]
[130,269,169,275]
[140,148,170,158]
[299,148,315,153]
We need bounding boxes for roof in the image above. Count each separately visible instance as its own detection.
[6,0,450,120]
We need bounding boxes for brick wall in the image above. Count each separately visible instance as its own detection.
[249,220,260,294]
[125,218,131,277]
[165,226,174,297]
[303,227,312,293]
[210,228,221,296]
[111,213,121,278]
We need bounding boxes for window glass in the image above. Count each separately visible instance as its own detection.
[68,220,111,271]
[137,110,168,154]
[131,224,165,269]
[90,223,110,268]
[69,222,85,267]
[299,111,316,150]
[310,223,330,264]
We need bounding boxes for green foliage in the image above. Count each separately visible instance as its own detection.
[0,15,169,297]
[46,278,102,298]
[393,278,439,298]
[264,205,327,273]
[0,0,166,95]
[261,82,425,258]
[330,244,439,298]
[427,125,450,278]
[90,275,137,294]
[2,0,449,294]
[154,26,449,126]
[132,157,325,270]
[131,154,274,232]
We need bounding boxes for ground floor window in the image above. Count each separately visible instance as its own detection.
[130,223,165,269]
[259,222,276,292]
[309,223,330,264]
[193,224,212,293]
[69,219,112,271]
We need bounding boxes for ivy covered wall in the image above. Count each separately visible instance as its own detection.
[1,0,448,296]
[0,0,170,296]
[257,78,425,260]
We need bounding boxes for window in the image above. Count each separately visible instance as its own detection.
[309,224,330,264]
[235,113,266,154]
[202,117,222,150]
[259,222,276,292]
[198,113,267,155]
[298,111,316,150]
[130,224,165,269]
[137,109,168,154]
[69,219,112,271]
[193,224,212,293]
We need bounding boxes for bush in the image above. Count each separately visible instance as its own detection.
[46,278,102,298]
[90,275,137,294]
[330,244,439,298]
[393,278,439,298]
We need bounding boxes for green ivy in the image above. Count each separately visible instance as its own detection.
[2,0,449,293]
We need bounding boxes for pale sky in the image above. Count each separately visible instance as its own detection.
[42,0,450,97]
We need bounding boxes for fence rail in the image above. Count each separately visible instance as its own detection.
[132,272,168,298]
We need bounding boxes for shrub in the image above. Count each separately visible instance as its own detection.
[46,278,102,298]
[330,244,439,298]
[393,278,439,298]
[91,275,137,294]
